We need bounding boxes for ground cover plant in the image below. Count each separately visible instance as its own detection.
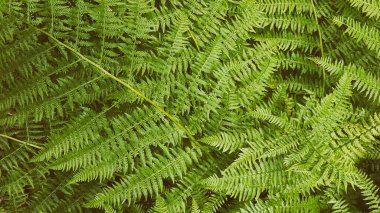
[0,0,380,212]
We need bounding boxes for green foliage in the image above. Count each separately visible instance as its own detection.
[0,0,380,212]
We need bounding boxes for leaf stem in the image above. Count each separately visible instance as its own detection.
[30,25,210,154]
[0,134,42,149]
[310,0,326,94]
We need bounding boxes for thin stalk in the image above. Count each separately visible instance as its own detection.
[0,134,42,149]
[30,25,210,154]
[310,0,326,94]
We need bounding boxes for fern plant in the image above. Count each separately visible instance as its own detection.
[0,0,380,212]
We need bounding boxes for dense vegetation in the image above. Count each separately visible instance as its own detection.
[0,0,380,212]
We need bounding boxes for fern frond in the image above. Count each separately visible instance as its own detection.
[240,195,321,213]
[262,14,317,33]
[347,0,380,20]
[203,158,287,201]
[1,0,380,211]
[255,0,314,15]
[333,16,380,57]
[86,147,201,208]
[354,170,380,212]
[199,129,254,153]
[313,57,380,104]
